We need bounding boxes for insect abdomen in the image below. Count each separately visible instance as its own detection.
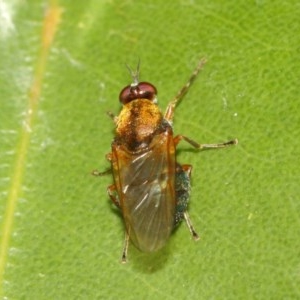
[174,164,191,226]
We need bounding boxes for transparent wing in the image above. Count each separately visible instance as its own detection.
[112,130,176,252]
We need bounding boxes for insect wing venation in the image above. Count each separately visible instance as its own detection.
[112,128,176,252]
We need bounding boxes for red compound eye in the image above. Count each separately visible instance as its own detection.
[119,81,157,104]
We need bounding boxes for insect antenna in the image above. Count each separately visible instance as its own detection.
[125,59,141,86]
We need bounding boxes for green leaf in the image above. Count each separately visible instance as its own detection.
[1,0,299,299]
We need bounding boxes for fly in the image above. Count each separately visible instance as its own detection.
[93,59,238,263]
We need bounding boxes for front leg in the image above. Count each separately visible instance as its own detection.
[164,59,207,123]
[91,152,113,176]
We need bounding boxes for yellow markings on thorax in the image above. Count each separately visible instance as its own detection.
[116,99,163,145]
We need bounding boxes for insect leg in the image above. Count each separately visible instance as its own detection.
[91,169,111,176]
[107,184,121,208]
[181,164,192,176]
[183,211,200,241]
[121,231,130,264]
[106,111,118,124]
[91,152,113,176]
[174,135,238,149]
[164,58,207,122]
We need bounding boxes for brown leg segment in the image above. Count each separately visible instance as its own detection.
[175,138,237,240]
[104,182,129,264]
[91,153,113,176]
[91,169,111,176]
[164,59,207,122]
[121,230,130,264]
[181,164,192,176]
[174,134,238,149]
[184,211,200,241]
[106,111,118,124]
[107,184,120,208]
